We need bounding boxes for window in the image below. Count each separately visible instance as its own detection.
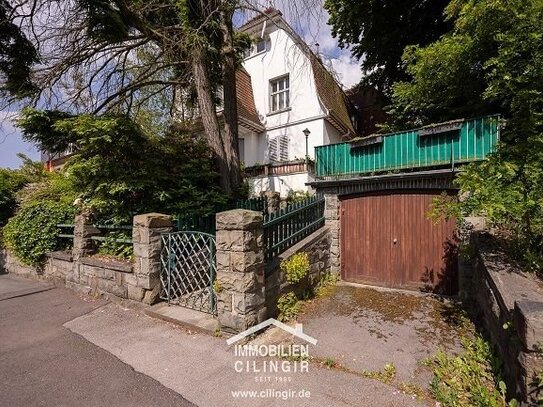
[269,75,290,113]
[268,135,289,162]
[243,37,269,59]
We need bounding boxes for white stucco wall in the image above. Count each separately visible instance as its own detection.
[242,24,329,164]
[248,172,315,198]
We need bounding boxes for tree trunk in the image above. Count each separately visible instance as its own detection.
[191,45,232,194]
[220,5,242,192]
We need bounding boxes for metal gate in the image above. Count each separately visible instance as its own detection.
[160,231,217,315]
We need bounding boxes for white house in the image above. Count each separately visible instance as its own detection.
[236,8,358,197]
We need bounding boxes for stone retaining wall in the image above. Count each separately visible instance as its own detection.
[467,233,543,403]
[265,227,331,317]
[0,213,172,305]
[214,209,332,332]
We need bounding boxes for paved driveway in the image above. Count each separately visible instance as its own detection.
[0,274,194,407]
[254,283,469,404]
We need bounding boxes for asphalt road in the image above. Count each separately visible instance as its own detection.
[0,274,195,407]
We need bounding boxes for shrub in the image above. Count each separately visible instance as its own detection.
[0,168,28,226]
[277,292,301,322]
[97,231,133,261]
[281,252,310,284]
[2,201,75,266]
[429,335,517,407]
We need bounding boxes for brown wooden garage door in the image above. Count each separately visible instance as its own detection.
[340,191,458,294]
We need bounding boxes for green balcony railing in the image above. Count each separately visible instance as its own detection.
[315,115,500,179]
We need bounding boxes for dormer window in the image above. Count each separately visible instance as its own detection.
[244,37,270,59]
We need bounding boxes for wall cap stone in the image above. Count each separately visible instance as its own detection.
[79,256,133,273]
[277,227,330,262]
[47,251,73,262]
[133,213,173,228]
[216,209,263,231]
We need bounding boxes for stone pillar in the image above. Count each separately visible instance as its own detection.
[324,194,340,275]
[215,210,266,333]
[131,213,173,304]
[72,213,100,262]
[264,191,280,214]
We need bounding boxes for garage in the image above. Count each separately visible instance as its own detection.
[340,190,458,294]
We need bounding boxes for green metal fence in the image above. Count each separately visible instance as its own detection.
[56,224,133,244]
[263,196,325,261]
[315,115,500,179]
[176,214,217,235]
[176,197,269,235]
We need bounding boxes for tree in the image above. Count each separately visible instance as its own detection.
[324,0,451,95]
[0,0,251,195]
[402,0,543,270]
[17,109,227,222]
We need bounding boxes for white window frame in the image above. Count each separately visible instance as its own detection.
[269,74,290,113]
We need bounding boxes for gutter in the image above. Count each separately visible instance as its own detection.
[307,168,458,188]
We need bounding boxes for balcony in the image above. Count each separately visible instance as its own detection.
[244,159,315,178]
[314,115,500,180]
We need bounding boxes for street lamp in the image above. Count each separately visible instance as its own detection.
[303,128,310,163]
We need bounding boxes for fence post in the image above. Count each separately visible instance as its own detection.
[264,191,280,214]
[131,213,173,304]
[72,213,100,262]
[215,209,266,333]
[324,194,341,276]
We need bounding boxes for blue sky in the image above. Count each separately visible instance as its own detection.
[0,111,40,169]
[0,0,361,169]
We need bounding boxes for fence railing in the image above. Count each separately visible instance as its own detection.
[176,213,217,235]
[263,196,325,261]
[235,196,268,214]
[176,197,269,235]
[56,224,133,244]
[315,115,500,179]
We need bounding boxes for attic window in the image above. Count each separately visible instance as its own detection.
[244,37,270,58]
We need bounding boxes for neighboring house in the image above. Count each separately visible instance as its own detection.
[237,8,358,197]
[41,144,76,171]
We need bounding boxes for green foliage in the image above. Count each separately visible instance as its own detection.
[17,110,227,223]
[314,272,338,297]
[97,231,133,261]
[0,168,27,225]
[281,252,310,285]
[390,0,542,129]
[0,0,39,98]
[2,201,75,266]
[429,335,516,407]
[394,0,543,270]
[324,0,451,94]
[277,292,301,322]
[286,190,312,204]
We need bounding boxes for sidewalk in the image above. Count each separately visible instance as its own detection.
[0,274,194,407]
[65,302,427,407]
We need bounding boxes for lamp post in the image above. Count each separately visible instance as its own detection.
[303,128,310,163]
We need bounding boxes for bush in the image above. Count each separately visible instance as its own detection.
[281,252,310,284]
[2,201,75,266]
[277,292,301,322]
[0,168,28,226]
[429,335,516,407]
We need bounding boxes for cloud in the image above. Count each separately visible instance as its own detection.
[328,54,362,89]
[276,0,363,89]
